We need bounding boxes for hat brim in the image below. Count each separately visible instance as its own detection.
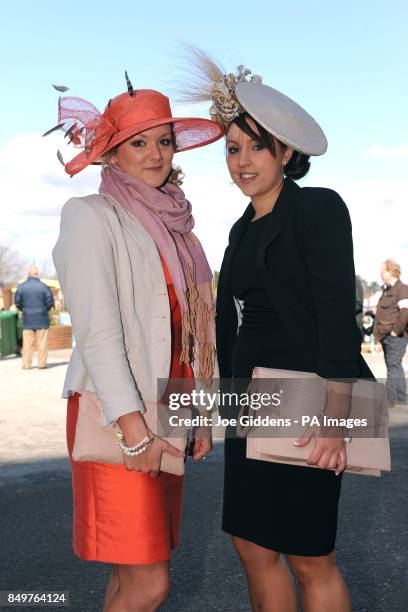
[65,117,224,176]
[235,82,327,156]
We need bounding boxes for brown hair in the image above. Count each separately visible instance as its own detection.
[382,259,401,278]
[167,165,185,186]
[230,112,311,180]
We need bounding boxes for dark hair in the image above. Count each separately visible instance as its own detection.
[231,113,310,180]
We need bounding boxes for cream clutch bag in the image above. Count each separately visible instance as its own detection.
[72,391,188,476]
[241,367,391,477]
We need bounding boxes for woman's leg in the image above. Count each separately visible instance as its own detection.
[287,551,351,612]
[103,561,170,612]
[232,536,297,612]
[102,565,119,611]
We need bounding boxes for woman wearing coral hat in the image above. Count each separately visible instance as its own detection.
[51,74,223,611]
[181,49,374,611]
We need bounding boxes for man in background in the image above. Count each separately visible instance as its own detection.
[374,259,408,406]
[14,266,54,369]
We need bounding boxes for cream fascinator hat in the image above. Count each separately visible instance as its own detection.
[179,47,327,156]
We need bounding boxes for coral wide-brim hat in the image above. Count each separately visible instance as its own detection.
[47,87,224,176]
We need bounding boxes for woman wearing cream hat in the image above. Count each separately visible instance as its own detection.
[182,49,373,611]
[49,75,223,610]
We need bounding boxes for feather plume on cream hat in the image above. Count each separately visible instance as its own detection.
[178,46,327,156]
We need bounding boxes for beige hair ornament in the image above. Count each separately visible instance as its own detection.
[177,45,262,130]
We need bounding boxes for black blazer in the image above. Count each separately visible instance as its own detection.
[216,178,373,380]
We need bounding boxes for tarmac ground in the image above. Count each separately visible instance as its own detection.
[0,348,407,611]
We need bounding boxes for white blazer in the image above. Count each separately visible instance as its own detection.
[53,193,175,425]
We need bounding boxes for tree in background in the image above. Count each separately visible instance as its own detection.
[0,244,57,285]
[358,276,380,298]
[366,280,381,296]
[36,258,58,280]
[0,243,27,285]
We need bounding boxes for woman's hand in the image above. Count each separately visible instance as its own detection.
[294,380,351,475]
[294,426,347,476]
[192,425,213,461]
[118,410,185,477]
[123,434,185,477]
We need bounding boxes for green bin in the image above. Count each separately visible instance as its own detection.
[0,311,19,357]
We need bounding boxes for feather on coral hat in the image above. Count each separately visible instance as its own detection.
[178,47,327,156]
[44,72,224,176]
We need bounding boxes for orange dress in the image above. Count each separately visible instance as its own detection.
[66,257,193,564]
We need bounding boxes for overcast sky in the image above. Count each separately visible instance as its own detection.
[1,0,407,283]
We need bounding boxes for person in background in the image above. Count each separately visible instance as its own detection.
[374,259,408,406]
[14,265,54,369]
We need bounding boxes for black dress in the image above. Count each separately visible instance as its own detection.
[222,211,342,557]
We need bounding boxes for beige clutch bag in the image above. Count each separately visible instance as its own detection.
[243,367,391,477]
[72,391,188,476]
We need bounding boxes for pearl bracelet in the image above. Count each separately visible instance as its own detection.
[117,433,150,453]
[117,430,155,457]
[121,437,154,457]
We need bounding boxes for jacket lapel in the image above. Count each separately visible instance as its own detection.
[219,203,254,286]
[103,193,167,290]
[228,203,254,259]
[257,178,301,266]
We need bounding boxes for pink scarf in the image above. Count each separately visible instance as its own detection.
[99,164,215,381]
